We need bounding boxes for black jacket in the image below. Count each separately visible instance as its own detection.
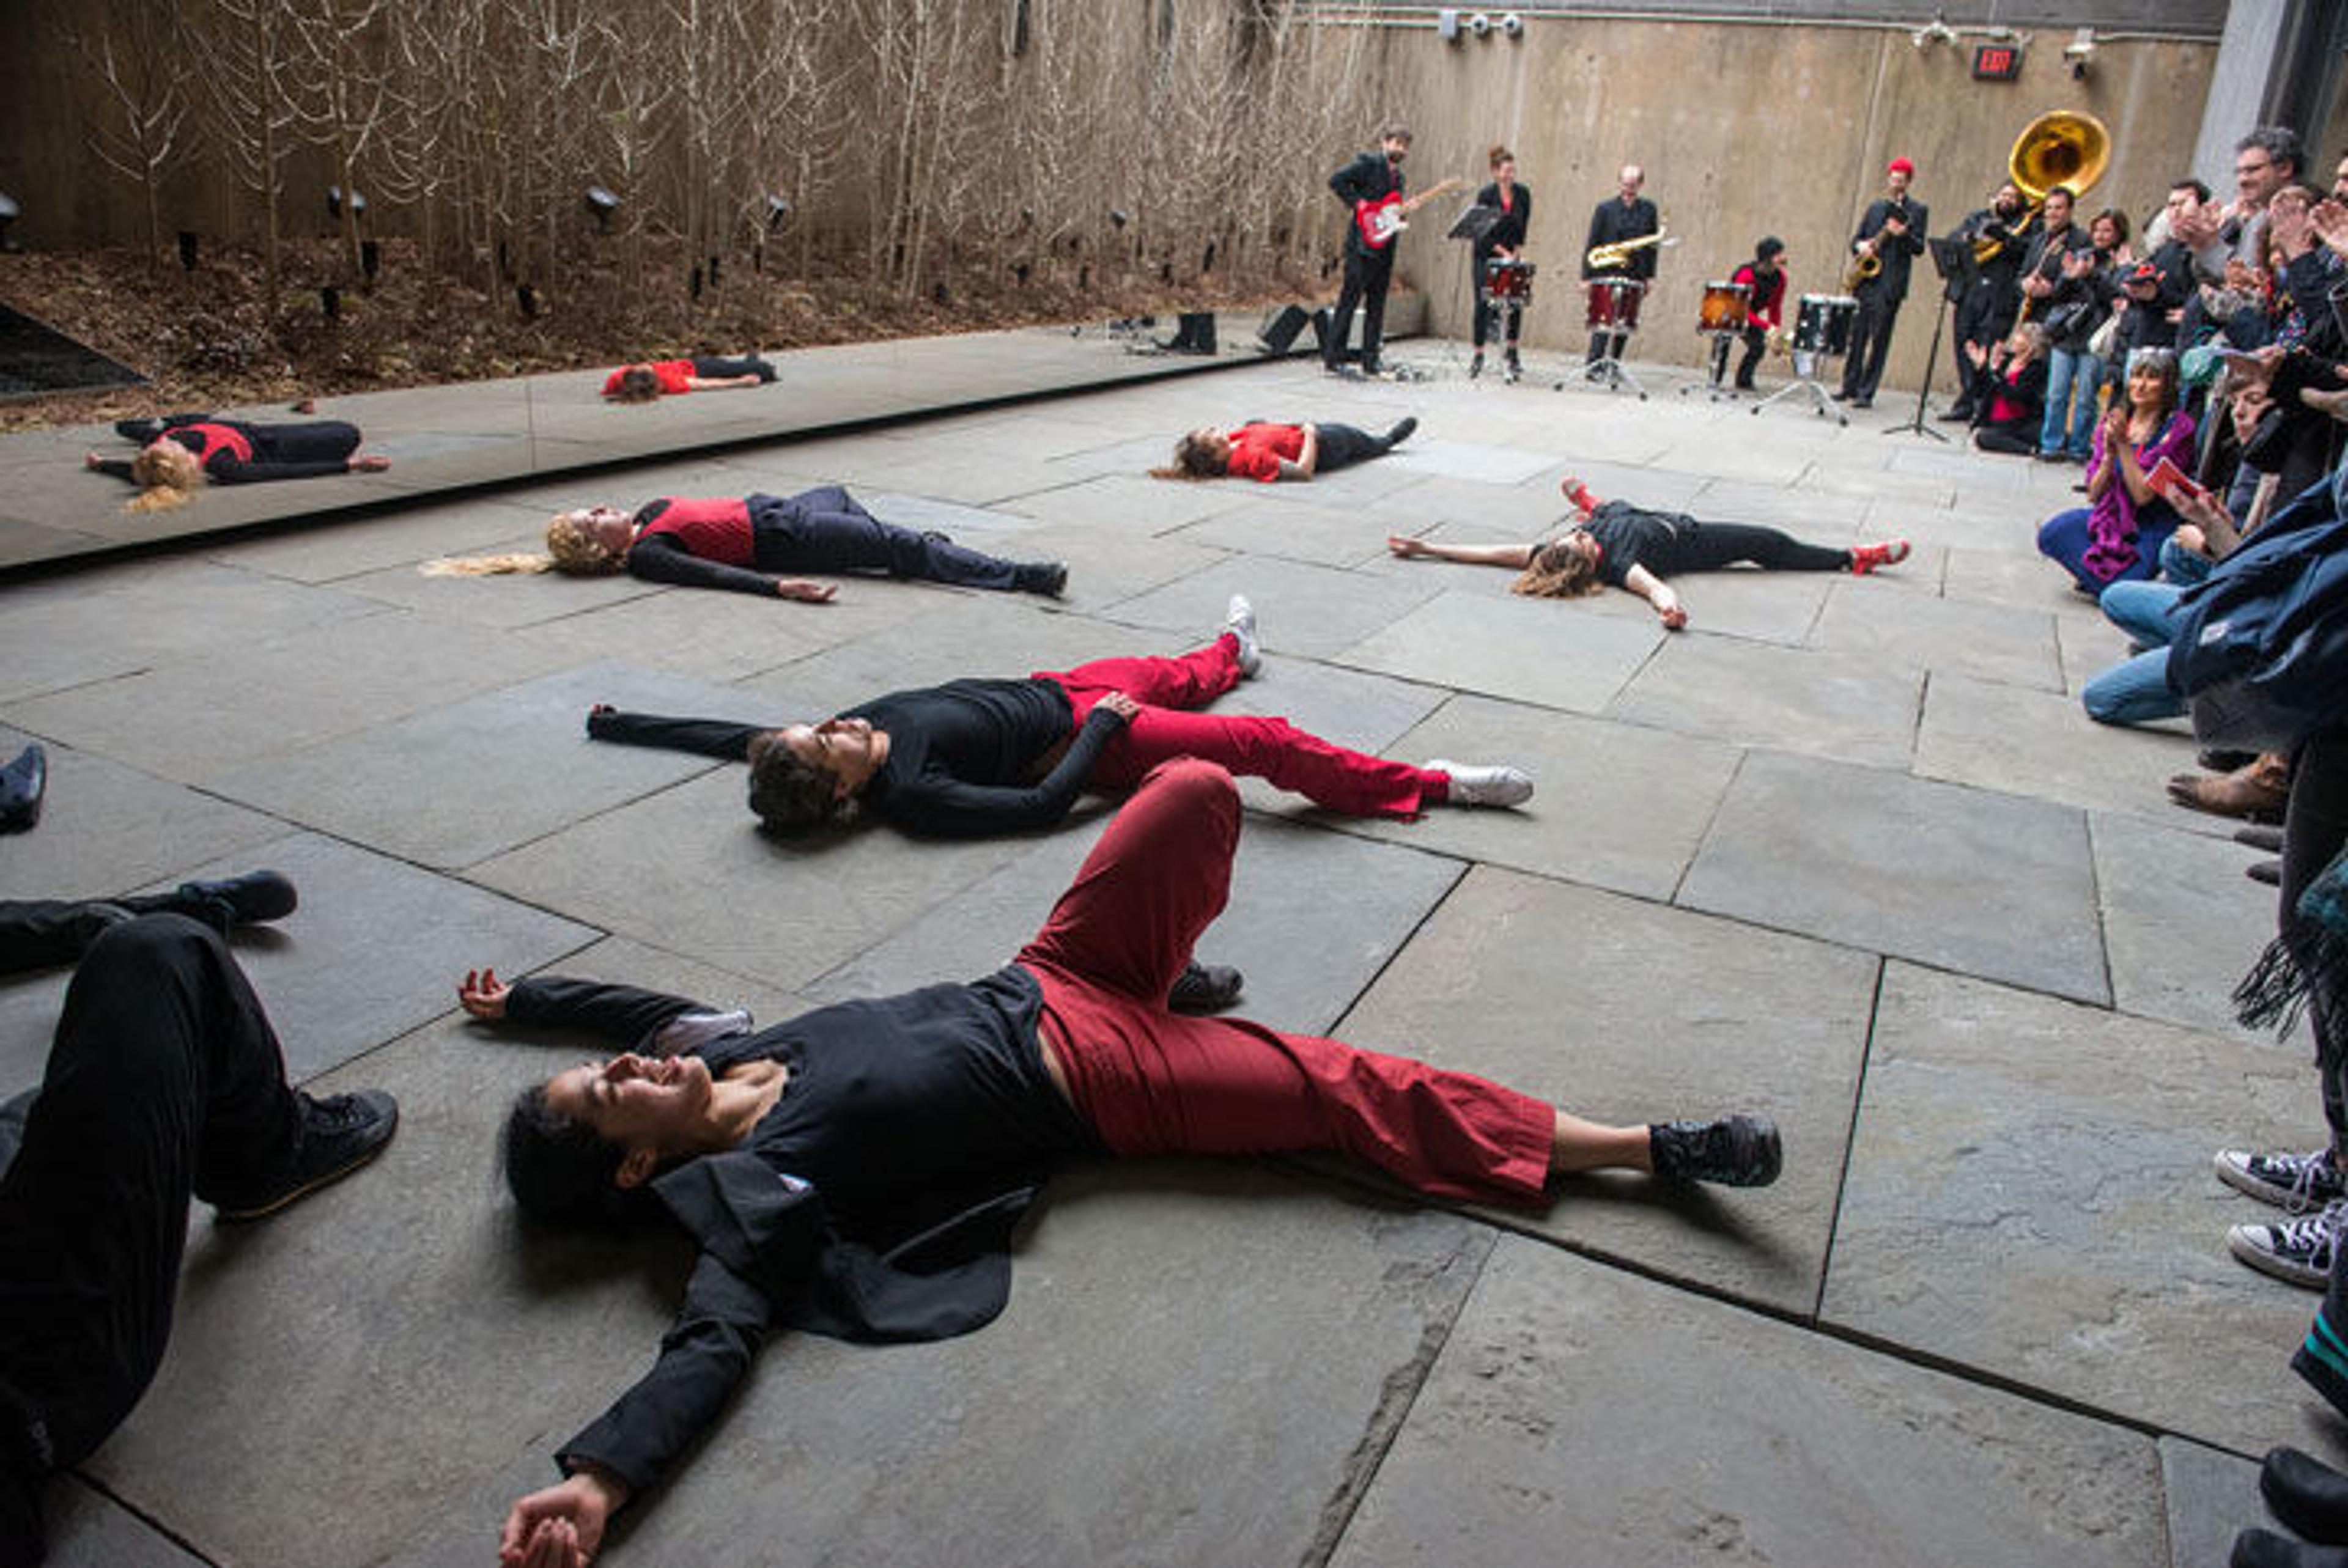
[1850,196,1928,301]
[1583,196,1659,281]
[1471,181,1532,270]
[1329,151,1403,258]
[511,970,1098,1496]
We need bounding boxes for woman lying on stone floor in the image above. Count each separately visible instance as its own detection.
[1384,476,1911,631]
[1152,415,1417,482]
[581,595,1535,837]
[466,757,1783,1568]
[84,412,391,512]
[600,353,777,400]
[421,486,1069,601]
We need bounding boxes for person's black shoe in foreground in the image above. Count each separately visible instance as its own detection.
[2264,1447,2348,1545]
[1648,1114,1783,1187]
[1168,960,1244,1015]
[2233,1526,2348,1567]
[0,745,45,834]
[213,1089,399,1221]
[166,869,298,932]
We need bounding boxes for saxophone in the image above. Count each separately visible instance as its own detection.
[1842,197,1907,292]
[1587,224,1669,271]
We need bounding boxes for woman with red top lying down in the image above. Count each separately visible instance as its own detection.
[1154,416,1417,482]
[85,413,390,512]
[423,487,1069,600]
[600,355,777,400]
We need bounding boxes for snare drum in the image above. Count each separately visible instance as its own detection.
[1586,278,1645,332]
[1697,281,1752,335]
[1483,259,1536,302]
[1793,293,1858,358]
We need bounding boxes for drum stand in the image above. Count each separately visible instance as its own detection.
[1683,333,1740,403]
[1750,349,1848,426]
[1560,334,1652,400]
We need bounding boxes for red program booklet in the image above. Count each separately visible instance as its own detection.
[2146,456,2210,509]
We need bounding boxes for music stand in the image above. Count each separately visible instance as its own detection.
[1441,204,1504,382]
[1883,235,1971,443]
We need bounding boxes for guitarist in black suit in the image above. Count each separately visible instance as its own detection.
[1325,123,1411,377]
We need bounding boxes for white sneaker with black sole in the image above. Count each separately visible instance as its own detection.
[1224,595,1261,677]
[1428,760,1534,808]
[2229,1199,2348,1289]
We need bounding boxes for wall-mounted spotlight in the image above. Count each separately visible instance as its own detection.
[1499,12,1523,38]
[326,185,365,220]
[583,186,621,234]
[2064,27,2096,78]
[0,192,19,253]
[763,193,792,232]
[1467,12,1491,37]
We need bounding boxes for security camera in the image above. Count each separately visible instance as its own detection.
[1499,12,1523,36]
[1468,12,1491,36]
[2064,28,2095,78]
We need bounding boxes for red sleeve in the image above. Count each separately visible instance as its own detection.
[656,361,696,395]
[1225,443,1282,482]
[602,368,626,396]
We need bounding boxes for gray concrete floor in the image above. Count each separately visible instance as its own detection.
[0,336,2328,1567]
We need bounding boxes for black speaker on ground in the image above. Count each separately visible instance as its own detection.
[1310,306,1336,356]
[1257,303,1312,355]
[1159,311,1216,355]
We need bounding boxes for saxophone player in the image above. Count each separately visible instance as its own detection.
[1836,156,1929,410]
[1581,164,1659,377]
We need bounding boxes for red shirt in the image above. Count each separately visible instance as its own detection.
[1730,263,1787,329]
[602,360,697,397]
[1224,422,1305,483]
[634,496,753,563]
[168,422,257,471]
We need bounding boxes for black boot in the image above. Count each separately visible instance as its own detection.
[0,744,45,834]
[2265,1448,2348,1545]
[1384,416,1417,447]
[2233,1526,2348,1567]
[1017,561,1069,598]
[1168,960,1244,1014]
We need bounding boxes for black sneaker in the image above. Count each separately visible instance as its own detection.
[2260,1446,2348,1546]
[214,1089,399,1221]
[1168,960,1244,1015]
[1385,416,1418,446]
[0,744,45,834]
[170,869,298,931]
[1021,561,1069,598]
[1649,1114,1782,1187]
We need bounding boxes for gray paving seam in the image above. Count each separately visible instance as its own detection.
[1297,1225,1500,1568]
[56,1473,216,1567]
[1807,953,1890,1321]
[1665,745,1754,907]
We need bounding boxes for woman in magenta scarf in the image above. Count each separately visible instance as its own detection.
[2036,348,2196,594]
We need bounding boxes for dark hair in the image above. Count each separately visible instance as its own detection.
[2238,125,2304,179]
[2170,176,2212,203]
[2091,207,2131,245]
[609,366,662,403]
[1151,430,1228,480]
[1487,143,1513,169]
[1380,122,1412,144]
[2045,183,2077,207]
[501,1084,645,1229]
[2123,347,2180,421]
[1755,235,1784,262]
[746,729,852,831]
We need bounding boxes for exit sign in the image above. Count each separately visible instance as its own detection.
[1973,43,2023,79]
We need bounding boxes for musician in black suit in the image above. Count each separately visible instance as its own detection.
[1836,157,1928,410]
[1471,144,1532,381]
[1582,164,1659,373]
[1325,123,1411,377]
[1942,181,2034,422]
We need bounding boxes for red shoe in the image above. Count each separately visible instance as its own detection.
[1848,539,1910,576]
[1560,476,1601,513]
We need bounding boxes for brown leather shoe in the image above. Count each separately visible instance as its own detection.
[2168,754,2292,823]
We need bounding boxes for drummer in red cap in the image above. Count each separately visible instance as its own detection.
[1836,156,1929,410]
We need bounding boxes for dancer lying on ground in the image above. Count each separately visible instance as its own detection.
[0,872,399,1566]
[584,597,1532,836]
[86,413,390,512]
[1386,477,1910,630]
[471,757,1782,1568]
[1154,416,1417,483]
[601,355,777,401]
[2034,347,2195,595]
[423,487,1068,600]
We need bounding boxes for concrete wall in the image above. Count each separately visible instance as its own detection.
[1370,16,2216,397]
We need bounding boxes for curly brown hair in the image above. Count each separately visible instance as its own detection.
[1511,537,1603,599]
[745,730,855,831]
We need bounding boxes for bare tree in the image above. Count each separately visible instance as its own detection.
[53,0,199,271]
[205,0,308,314]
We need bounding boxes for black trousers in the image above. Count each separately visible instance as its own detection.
[690,355,777,383]
[1840,290,1902,400]
[1974,418,2039,456]
[1674,523,1848,574]
[2278,735,2348,1151]
[747,488,1030,591]
[1309,422,1397,474]
[1324,246,1394,370]
[0,911,302,1476]
[1471,293,1521,350]
[1709,328,1767,389]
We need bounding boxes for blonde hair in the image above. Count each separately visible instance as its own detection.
[1511,537,1603,599]
[124,443,204,512]
[420,512,627,577]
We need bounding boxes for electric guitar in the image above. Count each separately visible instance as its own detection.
[1354,178,1468,249]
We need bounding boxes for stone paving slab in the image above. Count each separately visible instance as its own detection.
[2163,1438,2302,1568]
[1609,633,1923,769]
[1002,471,1244,534]
[1341,586,1662,713]
[1332,1235,2165,1568]
[1386,438,1557,485]
[197,493,559,584]
[2093,811,2309,1045]
[1168,495,1411,569]
[1808,575,2066,690]
[511,581,844,685]
[1341,693,1742,902]
[1680,751,2108,1003]
[1915,670,2205,828]
[205,662,767,870]
[1115,554,1445,664]
[43,1476,207,1568]
[1337,865,1873,1310]
[0,724,284,902]
[1822,961,2331,1460]
[807,809,1463,1036]
[1365,471,1575,537]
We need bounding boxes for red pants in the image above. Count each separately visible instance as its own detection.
[1035,638,1445,820]
[1016,758,1554,1205]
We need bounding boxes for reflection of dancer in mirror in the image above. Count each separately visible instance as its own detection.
[423,488,1069,600]
[1153,417,1417,483]
[470,757,1781,1568]
[601,355,777,400]
[1388,479,1910,630]
[585,596,1534,836]
[85,413,390,512]
[1471,144,1532,382]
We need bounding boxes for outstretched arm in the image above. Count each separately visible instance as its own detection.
[624,534,836,601]
[1622,564,1686,629]
[585,705,769,760]
[1387,535,1537,569]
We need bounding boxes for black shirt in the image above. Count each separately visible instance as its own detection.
[1329,151,1403,258]
[1584,196,1659,281]
[1471,181,1532,270]
[1570,501,1701,586]
[510,969,1099,1496]
[1851,196,1929,301]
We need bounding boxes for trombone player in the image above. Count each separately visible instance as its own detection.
[1581,164,1660,377]
[1943,181,2034,422]
[1836,156,1928,410]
